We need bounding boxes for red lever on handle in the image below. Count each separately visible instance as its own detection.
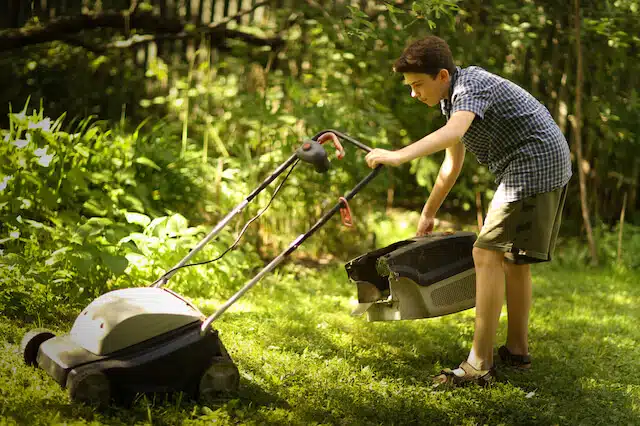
[317,132,345,160]
[339,197,353,227]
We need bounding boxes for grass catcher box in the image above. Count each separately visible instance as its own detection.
[345,231,477,321]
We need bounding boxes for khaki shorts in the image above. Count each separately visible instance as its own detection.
[474,185,568,264]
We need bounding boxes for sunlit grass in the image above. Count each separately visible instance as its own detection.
[1,250,639,425]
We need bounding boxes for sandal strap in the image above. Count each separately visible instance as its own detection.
[498,345,531,365]
[434,361,496,388]
[459,361,493,378]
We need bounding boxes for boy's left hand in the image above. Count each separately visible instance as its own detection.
[365,149,404,168]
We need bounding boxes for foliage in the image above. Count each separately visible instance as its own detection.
[554,222,640,271]
[0,104,260,320]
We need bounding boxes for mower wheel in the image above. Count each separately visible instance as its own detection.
[67,368,111,408]
[198,360,240,402]
[20,329,55,367]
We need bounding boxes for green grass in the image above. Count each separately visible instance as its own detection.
[1,258,639,425]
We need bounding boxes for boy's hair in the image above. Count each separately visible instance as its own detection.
[393,36,456,77]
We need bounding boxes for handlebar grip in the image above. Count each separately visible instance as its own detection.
[312,129,373,153]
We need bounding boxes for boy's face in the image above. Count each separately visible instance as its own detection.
[403,69,451,107]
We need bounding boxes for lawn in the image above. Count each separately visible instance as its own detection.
[1,253,638,425]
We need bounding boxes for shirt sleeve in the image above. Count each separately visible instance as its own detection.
[451,78,494,119]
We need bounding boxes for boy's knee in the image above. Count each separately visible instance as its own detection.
[472,246,504,268]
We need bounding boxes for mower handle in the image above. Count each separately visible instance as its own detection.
[153,130,379,289]
[313,129,374,153]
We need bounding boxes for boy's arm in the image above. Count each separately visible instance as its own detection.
[421,140,466,219]
[397,111,475,163]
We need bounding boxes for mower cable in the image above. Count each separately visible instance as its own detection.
[155,160,299,280]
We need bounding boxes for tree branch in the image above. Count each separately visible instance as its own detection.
[0,7,283,53]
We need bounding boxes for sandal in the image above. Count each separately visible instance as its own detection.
[433,361,496,388]
[498,345,531,369]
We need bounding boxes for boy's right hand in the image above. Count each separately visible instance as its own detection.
[416,214,435,236]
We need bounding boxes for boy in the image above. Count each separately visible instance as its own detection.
[364,36,572,386]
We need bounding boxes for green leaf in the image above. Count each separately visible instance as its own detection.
[135,157,162,171]
[121,194,145,213]
[146,217,168,236]
[82,199,109,217]
[83,126,100,141]
[100,251,129,276]
[45,246,71,266]
[38,185,58,209]
[166,214,189,234]
[89,171,113,184]
[74,144,91,158]
[67,167,88,191]
[277,115,297,126]
[0,253,26,265]
[125,212,151,227]
[70,252,93,274]
[86,217,113,227]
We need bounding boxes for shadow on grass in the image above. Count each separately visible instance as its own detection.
[213,266,640,425]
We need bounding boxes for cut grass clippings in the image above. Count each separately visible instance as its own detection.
[1,261,639,425]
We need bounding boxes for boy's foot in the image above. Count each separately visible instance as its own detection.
[432,361,495,388]
[498,345,531,369]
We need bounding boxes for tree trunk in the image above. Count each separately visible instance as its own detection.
[572,0,598,265]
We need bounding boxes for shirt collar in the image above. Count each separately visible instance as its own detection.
[440,66,461,118]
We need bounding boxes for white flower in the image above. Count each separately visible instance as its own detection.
[12,139,28,148]
[9,231,19,239]
[0,175,13,191]
[27,117,52,131]
[37,153,54,167]
[34,146,55,167]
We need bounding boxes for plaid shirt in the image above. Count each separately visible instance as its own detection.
[441,66,572,202]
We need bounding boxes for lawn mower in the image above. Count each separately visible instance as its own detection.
[20,130,383,408]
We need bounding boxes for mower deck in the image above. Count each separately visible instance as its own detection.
[345,231,477,321]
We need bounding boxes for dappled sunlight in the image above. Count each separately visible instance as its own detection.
[1,0,639,423]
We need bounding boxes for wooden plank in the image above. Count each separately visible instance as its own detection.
[209,0,216,23]
[19,0,31,27]
[3,0,16,28]
[186,0,192,20]
[0,1,7,28]
[197,0,205,24]
[69,0,82,15]
[213,0,224,22]
[223,0,230,17]
[32,0,42,19]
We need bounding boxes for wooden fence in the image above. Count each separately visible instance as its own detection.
[0,0,271,29]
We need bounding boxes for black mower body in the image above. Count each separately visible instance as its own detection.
[345,231,477,321]
[36,321,236,401]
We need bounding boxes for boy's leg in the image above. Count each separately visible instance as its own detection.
[434,185,567,384]
[504,262,532,356]
[465,247,506,371]
[473,184,566,360]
